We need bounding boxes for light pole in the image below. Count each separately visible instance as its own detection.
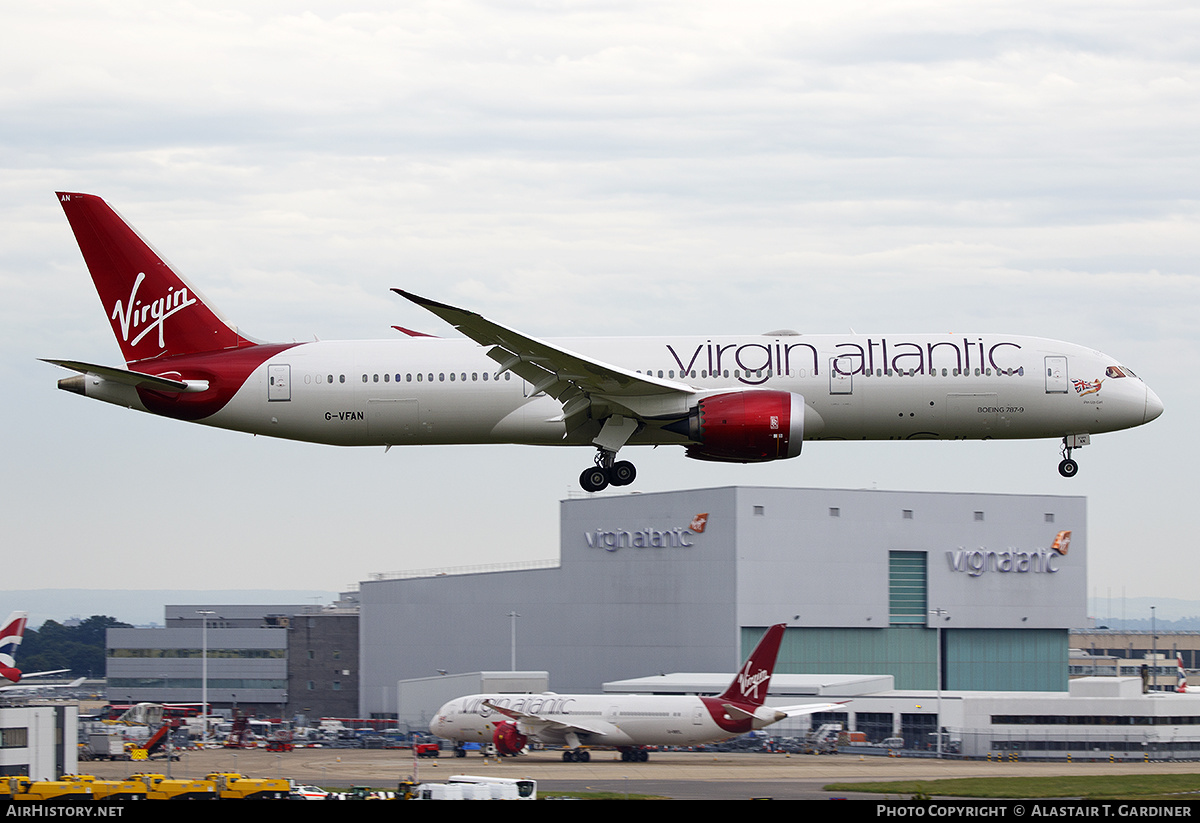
[1151,605,1158,692]
[929,607,949,758]
[507,612,520,671]
[196,610,216,748]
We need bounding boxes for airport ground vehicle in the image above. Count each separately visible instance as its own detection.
[399,775,536,800]
[1,777,94,802]
[204,772,290,800]
[801,723,842,754]
[79,732,125,761]
[126,773,220,800]
[60,776,148,802]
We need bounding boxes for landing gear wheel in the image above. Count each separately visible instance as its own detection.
[579,467,610,493]
[609,460,637,487]
[577,749,590,762]
[1058,458,1078,478]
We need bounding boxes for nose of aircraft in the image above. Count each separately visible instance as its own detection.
[1144,385,1164,424]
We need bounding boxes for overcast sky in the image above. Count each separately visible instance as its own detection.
[2,2,1196,607]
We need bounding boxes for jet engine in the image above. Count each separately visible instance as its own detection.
[492,721,528,756]
[665,391,806,463]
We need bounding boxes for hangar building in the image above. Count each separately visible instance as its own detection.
[360,485,1085,721]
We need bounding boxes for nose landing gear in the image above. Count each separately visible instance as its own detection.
[1058,434,1089,478]
[578,449,637,492]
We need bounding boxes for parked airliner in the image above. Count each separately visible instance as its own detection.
[0,611,77,691]
[429,624,844,761]
[47,192,1163,491]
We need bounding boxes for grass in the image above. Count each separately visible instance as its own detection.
[824,773,1200,800]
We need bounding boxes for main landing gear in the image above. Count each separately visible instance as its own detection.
[562,748,590,762]
[619,747,649,762]
[1058,434,1089,478]
[579,449,637,493]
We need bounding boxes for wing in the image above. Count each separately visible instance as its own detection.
[483,699,607,738]
[0,676,84,693]
[394,290,695,446]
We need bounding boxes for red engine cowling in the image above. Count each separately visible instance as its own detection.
[667,390,805,463]
[493,721,528,755]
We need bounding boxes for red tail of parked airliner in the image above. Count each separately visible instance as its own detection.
[716,623,785,708]
[55,192,256,365]
[0,611,29,684]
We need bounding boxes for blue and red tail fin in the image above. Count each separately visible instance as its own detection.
[717,624,785,707]
[56,192,256,366]
[0,611,29,684]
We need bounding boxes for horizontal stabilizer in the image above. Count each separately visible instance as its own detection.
[19,668,70,679]
[42,360,207,393]
[775,700,849,717]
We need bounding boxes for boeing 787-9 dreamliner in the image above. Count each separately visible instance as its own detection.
[47,193,1163,491]
[431,624,845,762]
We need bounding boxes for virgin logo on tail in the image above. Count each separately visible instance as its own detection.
[736,659,770,701]
[110,272,198,350]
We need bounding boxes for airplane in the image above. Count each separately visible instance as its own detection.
[47,192,1164,492]
[429,623,845,761]
[1178,655,1188,694]
[0,611,77,691]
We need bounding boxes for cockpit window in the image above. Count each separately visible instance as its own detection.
[1106,366,1127,378]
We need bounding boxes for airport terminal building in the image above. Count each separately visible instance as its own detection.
[361,486,1086,723]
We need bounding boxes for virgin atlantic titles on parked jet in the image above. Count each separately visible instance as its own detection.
[47,193,1163,491]
[430,624,845,762]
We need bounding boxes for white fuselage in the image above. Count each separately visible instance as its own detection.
[431,692,761,748]
[89,333,1160,449]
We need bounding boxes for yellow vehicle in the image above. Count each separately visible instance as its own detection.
[61,775,148,801]
[205,772,290,800]
[127,772,219,800]
[0,776,94,802]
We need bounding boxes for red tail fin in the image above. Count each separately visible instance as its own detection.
[717,624,785,707]
[56,193,256,365]
[0,611,29,684]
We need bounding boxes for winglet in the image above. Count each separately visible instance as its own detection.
[391,326,437,338]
